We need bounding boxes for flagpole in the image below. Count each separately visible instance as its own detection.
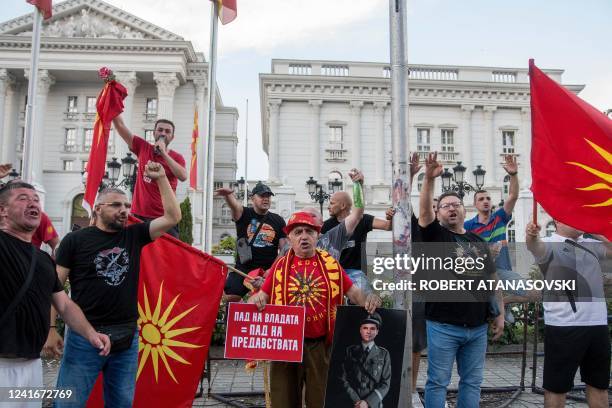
[204,2,219,253]
[22,8,43,183]
[390,0,412,406]
[244,98,249,207]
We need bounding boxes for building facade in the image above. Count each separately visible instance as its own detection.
[0,0,239,248]
[259,59,584,242]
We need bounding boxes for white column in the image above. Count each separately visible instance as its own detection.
[2,81,18,164]
[0,69,15,162]
[24,69,54,185]
[153,72,179,121]
[309,100,322,180]
[520,107,531,189]
[460,104,474,174]
[483,105,497,186]
[349,100,363,169]
[113,71,140,159]
[374,101,387,184]
[268,99,281,183]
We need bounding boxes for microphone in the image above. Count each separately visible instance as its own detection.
[154,135,165,155]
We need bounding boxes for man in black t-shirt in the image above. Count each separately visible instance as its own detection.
[215,182,287,302]
[0,181,110,391]
[418,152,504,408]
[321,191,391,293]
[53,162,181,408]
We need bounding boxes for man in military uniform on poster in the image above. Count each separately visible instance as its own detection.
[341,312,392,408]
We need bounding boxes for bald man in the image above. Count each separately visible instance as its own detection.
[321,191,391,293]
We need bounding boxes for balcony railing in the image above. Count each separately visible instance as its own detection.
[62,144,79,153]
[83,112,96,121]
[64,111,79,121]
[325,143,347,162]
[144,112,157,122]
[439,151,460,162]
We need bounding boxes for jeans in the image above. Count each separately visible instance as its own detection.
[344,269,373,295]
[425,320,488,408]
[54,328,139,408]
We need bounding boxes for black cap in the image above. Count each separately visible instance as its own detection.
[360,312,382,329]
[251,182,274,196]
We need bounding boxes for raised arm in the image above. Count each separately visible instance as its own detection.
[214,188,243,221]
[344,169,364,235]
[525,222,546,260]
[112,114,134,150]
[146,161,182,240]
[419,152,442,227]
[502,155,519,214]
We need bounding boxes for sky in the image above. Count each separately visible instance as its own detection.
[2,0,611,181]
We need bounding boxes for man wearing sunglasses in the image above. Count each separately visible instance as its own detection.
[418,152,504,408]
[52,161,181,407]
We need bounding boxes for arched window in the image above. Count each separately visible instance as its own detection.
[503,175,510,195]
[417,173,425,192]
[328,171,343,192]
[507,220,515,243]
[71,194,90,230]
[545,221,555,237]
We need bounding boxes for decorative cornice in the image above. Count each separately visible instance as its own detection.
[24,69,55,94]
[154,72,179,98]
[0,0,183,41]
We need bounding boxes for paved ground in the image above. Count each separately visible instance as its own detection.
[43,344,610,407]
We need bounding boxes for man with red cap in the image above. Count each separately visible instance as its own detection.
[249,211,381,408]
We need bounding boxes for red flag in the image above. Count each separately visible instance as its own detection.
[87,227,227,408]
[26,0,52,20]
[189,108,199,189]
[212,0,237,25]
[82,69,127,215]
[529,59,612,239]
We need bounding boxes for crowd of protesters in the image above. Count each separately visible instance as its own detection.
[1,140,609,408]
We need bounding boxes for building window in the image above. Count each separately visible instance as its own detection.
[144,129,155,143]
[145,98,158,120]
[321,65,349,76]
[63,160,74,171]
[382,67,391,78]
[329,126,343,149]
[213,181,223,189]
[83,128,93,152]
[545,221,555,237]
[502,130,515,154]
[288,64,311,75]
[221,204,231,219]
[328,171,343,191]
[108,129,114,153]
[417,128,430,152]
[417,173,425,192]
[64,129,77,152]
[67,96,78,114]
[507,220,515,243]
[17,128,25,152]
[86,97,96,113]
[503,175,510,195]
[82,160,88,171]
[441,129,454,152]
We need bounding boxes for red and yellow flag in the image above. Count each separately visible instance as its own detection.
[26,0,52,20]
[82,70,127,215]
[189,108,199,190]
[87,227,227,407]
[211,0,237,25]
[529,59,612,239]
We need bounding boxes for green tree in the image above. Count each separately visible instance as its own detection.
[178,197,193,245]
[212,235,236,255]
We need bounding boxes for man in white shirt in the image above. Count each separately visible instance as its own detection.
[526,220,610,408]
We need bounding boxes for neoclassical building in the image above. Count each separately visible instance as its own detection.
[259,59,584,241]
[0,0,239,248]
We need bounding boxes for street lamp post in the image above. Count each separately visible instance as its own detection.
[440,161,486,200]
[232,176,249,201]
[8,168,20,181]
[305,177,342,214]
[83,153,138,192]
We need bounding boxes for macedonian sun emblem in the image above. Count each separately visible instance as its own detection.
[566,138,612,208]
[287,270,327,309]
[137,282,203,383]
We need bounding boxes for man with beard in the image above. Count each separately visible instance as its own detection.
[0,181,110,399]
[249,211,381,408]
[215,182,287,303]
[53,162,181,408]
[418,152,504,408]
[113,115,186,238]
